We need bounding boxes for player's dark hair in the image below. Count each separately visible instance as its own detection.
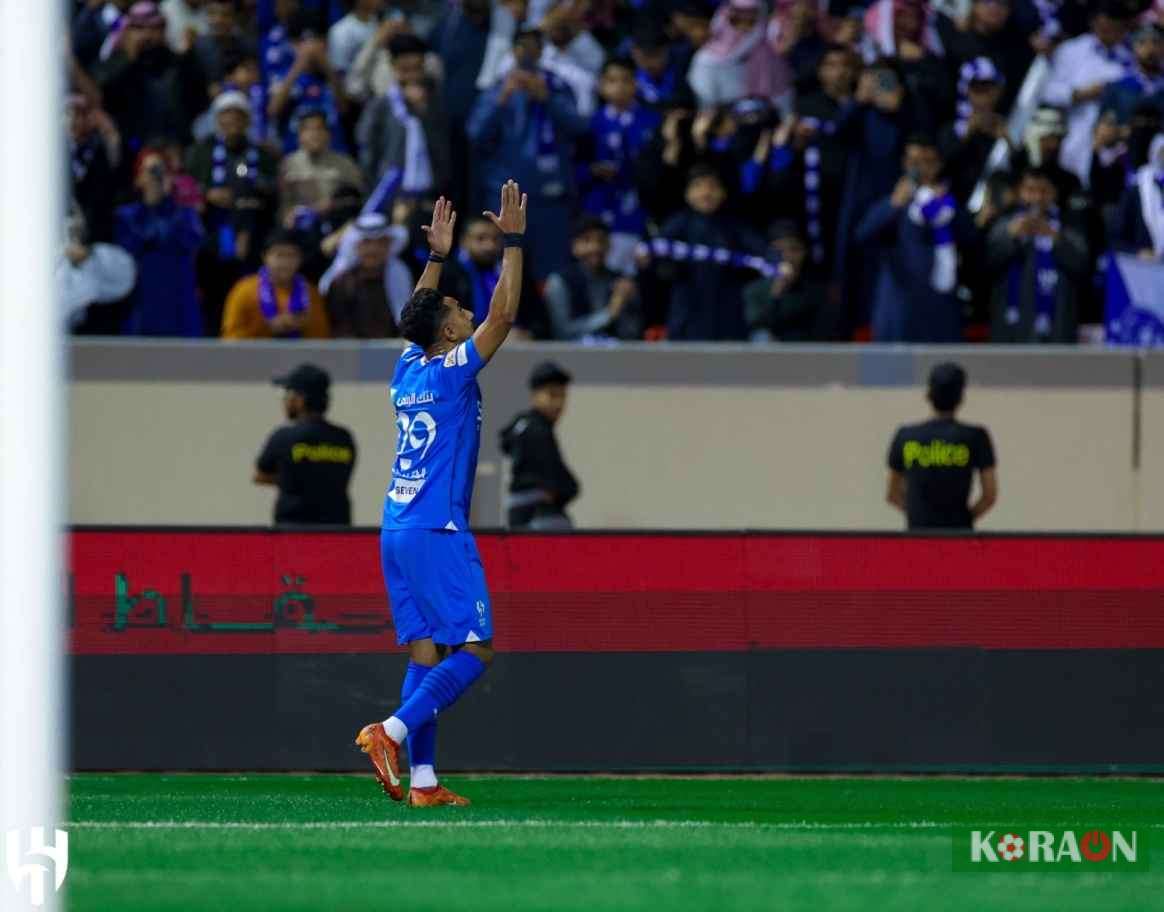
[400,287,448,349]
[601,56,635,78]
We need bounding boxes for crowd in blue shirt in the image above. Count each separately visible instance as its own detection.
[65,0,1164,343]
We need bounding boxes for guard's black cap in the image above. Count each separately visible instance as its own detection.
[927,362,966,411]
[273,363,331,399]
[529,361,572,390]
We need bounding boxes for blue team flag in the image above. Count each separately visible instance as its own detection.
[1106,253,1164,347]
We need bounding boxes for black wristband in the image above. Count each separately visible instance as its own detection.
[427,251,446,264]
[503,233,523,249]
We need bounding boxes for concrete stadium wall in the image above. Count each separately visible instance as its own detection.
[70,342,1161,530]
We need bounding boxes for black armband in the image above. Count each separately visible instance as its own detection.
[503,233,523,249]
[427,251,446,264]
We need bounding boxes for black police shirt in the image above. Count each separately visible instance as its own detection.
[256,418,357,525]
[887,418,996,529]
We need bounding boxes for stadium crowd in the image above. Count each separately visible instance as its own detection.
[62,0,1164,343]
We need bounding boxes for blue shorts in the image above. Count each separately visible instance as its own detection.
[380,528,493,647]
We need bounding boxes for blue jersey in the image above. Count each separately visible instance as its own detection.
[382,338,485,531]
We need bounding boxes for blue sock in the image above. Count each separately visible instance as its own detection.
[394,651,486,734]
[400,662,437,770]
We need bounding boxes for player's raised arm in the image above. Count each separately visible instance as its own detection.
[473,180,527,363]
[414,196,456,293]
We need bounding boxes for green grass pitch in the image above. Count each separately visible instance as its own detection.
[67,774,1163,911]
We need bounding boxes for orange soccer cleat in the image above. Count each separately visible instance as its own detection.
[354,722,404,801]
[407,784,472,808]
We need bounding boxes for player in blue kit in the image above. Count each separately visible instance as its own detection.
[356,181,527,808]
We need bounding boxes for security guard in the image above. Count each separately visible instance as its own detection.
[886,362,998,530]
[499,362,580,529]
[254,363,357,525]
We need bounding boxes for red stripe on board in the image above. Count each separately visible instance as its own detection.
[69,531,1164,654]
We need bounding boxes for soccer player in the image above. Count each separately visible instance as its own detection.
[355,181,527,808]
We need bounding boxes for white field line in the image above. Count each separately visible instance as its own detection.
[63,819,1164,832]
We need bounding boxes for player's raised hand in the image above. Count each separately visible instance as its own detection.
[483,180,527,235]
[422,196,456,257]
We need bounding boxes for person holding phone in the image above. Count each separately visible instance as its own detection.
[114,147,205,336]
[855,134,965,342]
[986,165,1088,343]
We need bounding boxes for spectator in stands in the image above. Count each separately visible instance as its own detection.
[1100,22,1164,125]
[261,0,303,91]
[937,0,1035,112]
[328,0,384,78]
[428,211,543,335]
[499,361,580,530]
[645,164,767,341]
[115,148,206,336]
[279,109,364,228]
[188,90,280,329]
[863,0,951,135]
[835,58,919,327]
[255,363,357,526]
[940,58,1008,205]
[671,0,713,58]
[221,230,331,337]
[192,0,256,91]
[1110,132,1164,260]
[94,1,209,148]
[578,58,660,274]
[886,362,998,530]
[635,91,699,226]
[161,0,210,53]
[538,3,602,115]
[325,212,410,336]
[768,0,830,92]
[544,217,642,341]
[437,214,503,324]
[544,1,604,75]
[468,27,588,279]
[629,22,689,108]
[193,50,267,142]
[744,220,826,341]
[986,165,1088,342]
[744,47,856,288]
[267,24,347,154]
[357,37,451,194]
[67,94,123,244]
[393,0,445,42]
[688,0,786,110]
[344,15,443,103]
[1042,0,1135,182]
[1013,106,1083,205]
[59,210,137,334]
[72,0,135,69]
[433,0,491,210]
[856,134,965,342]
